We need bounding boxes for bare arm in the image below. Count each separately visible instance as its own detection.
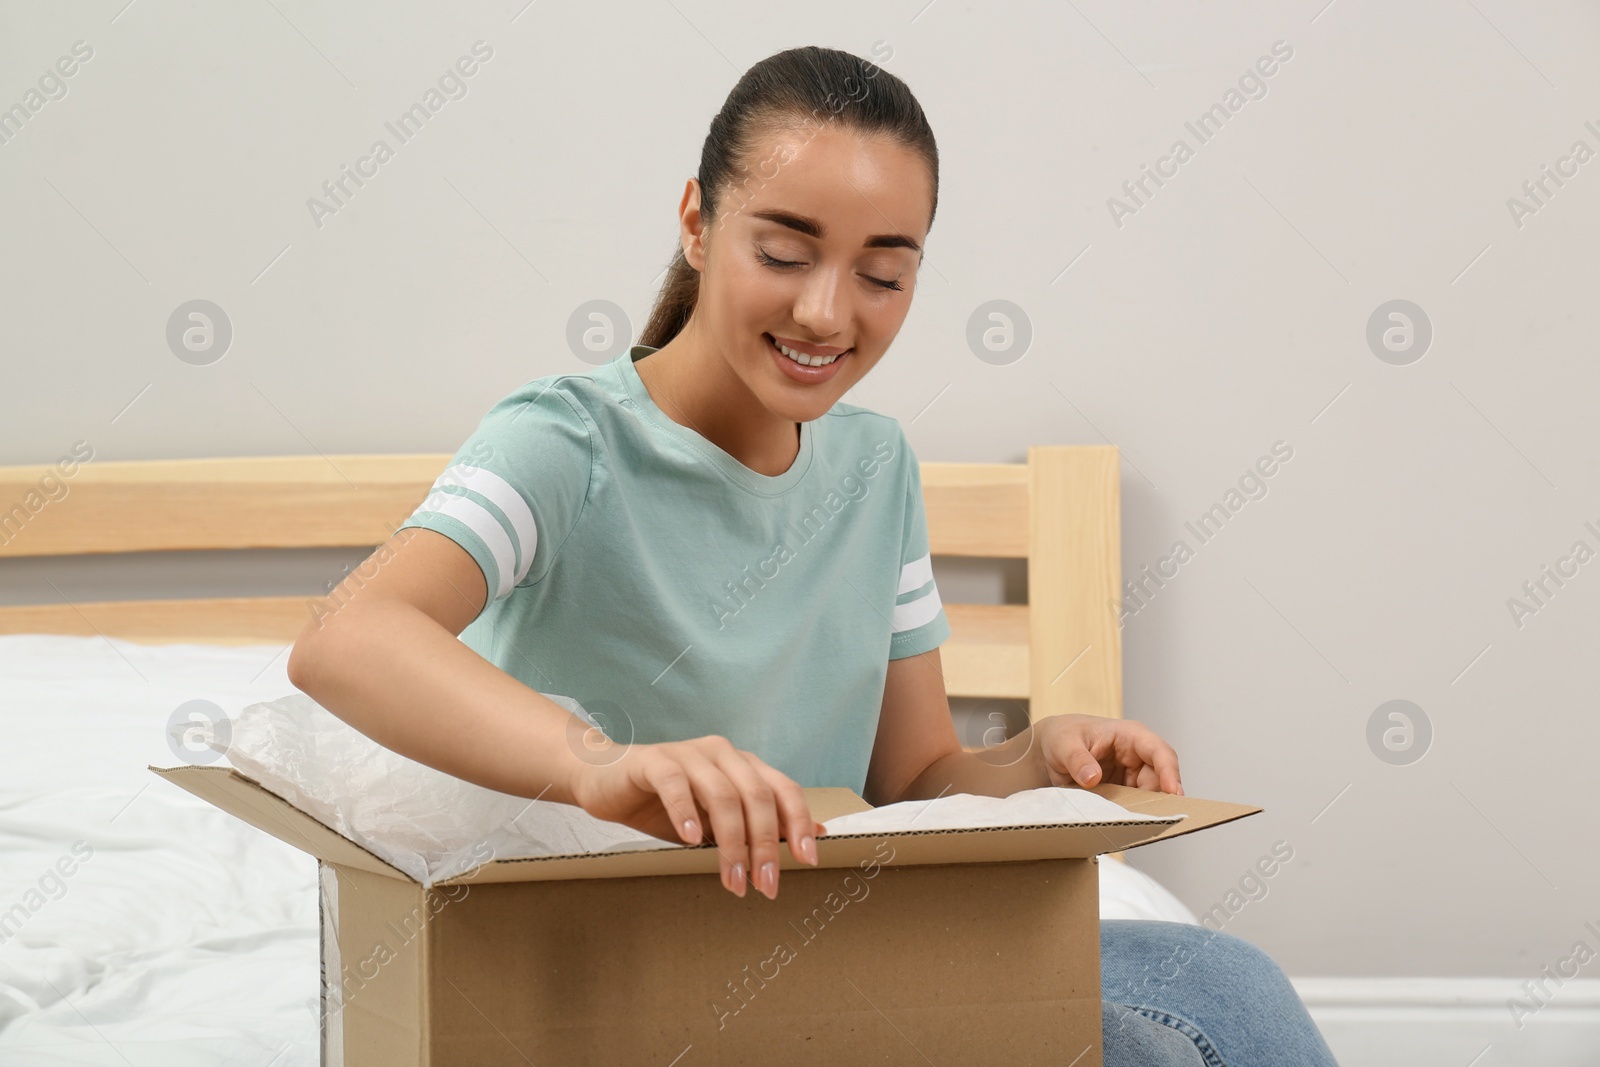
[864,648,1051,806]
[286,526,824,900]
[864,647,1184,806]
[286,527,590,805]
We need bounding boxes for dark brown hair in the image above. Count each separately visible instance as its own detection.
[638,45,938,350]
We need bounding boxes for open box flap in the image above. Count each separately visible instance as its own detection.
[149,764,411,882]
[438,785,1252,886]
[1089,784,1262,850]
[151,764,1257,887]
[803,786,874,822]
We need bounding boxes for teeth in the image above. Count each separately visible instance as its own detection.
[772,337,841,367]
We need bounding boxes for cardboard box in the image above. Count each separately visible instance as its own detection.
[149,763,1258,1066]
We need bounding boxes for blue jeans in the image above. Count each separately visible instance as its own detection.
[1100,920,1340,1066]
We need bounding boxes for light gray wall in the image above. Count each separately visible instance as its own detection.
[4,0,1597,979]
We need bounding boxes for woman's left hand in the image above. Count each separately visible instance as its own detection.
[1035,714,1184,795]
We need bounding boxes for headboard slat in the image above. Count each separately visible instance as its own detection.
[0,454,449,558]
[920,464,1029,558]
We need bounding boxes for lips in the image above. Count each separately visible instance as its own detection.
[769,334,851,360]
[764,332,850,383]
[764,333,851,366]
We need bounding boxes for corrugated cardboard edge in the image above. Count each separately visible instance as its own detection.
[149,763,1259,887]
[437,817,1183,886]
[149,764,411,881]
[1089,784,1262,850]
[436,787,1251,886]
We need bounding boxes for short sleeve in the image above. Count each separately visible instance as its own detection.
[395,380,593,610]
[888,433,952,659]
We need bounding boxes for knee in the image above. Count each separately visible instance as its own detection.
[1178,922,1290,983]
[1103,919,1297,999]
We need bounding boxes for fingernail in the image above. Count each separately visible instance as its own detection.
[760,861,777,899]
[800,835,817,866]
[683,818,698,842]
[731,861,746,896]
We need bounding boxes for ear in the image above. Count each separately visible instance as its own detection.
[678,178,709,272]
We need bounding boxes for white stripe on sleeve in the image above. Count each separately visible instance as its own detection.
[430,464,540,586]
[415,490,519,601]
[897,552,934,595]
[892,581,944,634]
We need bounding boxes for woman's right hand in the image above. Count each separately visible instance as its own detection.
[566,732,825,900]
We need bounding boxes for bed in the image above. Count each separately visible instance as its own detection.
[0,447,1199,1064]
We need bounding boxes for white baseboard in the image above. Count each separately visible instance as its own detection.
[1292,977,1600,1067]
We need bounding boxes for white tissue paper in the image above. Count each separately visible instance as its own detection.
[216,691,1183,887]
[821,786,1181,837]
[221,690,667,886]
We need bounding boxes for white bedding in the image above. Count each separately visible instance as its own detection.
[0,634,1198,1065]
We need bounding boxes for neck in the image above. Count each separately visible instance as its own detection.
[634,321,802,477]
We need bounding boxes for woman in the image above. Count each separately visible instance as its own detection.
[288,44,1338,1067]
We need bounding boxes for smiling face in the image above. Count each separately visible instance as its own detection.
[678,122,934,422]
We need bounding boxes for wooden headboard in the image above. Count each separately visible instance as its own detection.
[0,446,1124,720]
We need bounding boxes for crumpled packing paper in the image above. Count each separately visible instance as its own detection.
[214,690,1178,887]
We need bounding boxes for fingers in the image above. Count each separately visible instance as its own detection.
[1120,724,1183,795]
[1046,717,1183,795]
[744,758,821,873]
[641,759,704,846]
[667,737,816,901]
[706,742,786,901]
[667,743,752,898]
[1049,727,1106,788]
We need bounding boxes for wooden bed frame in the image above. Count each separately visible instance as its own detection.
[0,447,1125,721]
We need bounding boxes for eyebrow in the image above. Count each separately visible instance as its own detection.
[750,209,922,253]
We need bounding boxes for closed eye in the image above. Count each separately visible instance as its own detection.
[756,248,904,292]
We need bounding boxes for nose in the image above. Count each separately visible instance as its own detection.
[791,264,845,340]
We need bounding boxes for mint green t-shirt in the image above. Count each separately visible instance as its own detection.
[395,344,951,793]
